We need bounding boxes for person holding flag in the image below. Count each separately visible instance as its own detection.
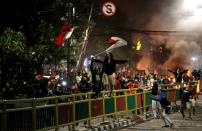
[91,37,127,96]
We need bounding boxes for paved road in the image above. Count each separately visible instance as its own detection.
[119,95,202,131]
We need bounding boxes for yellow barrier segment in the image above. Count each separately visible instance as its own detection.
[55,96,59,131]
[32,98,36,131]
[143,90,146,113]
[72,95,76,130]
[124,90,129,118]
[88,93,92,127]
[174,89,176,102]
[114,91,118,120]
[102,92,105,122]
[1,100,7,131]
[135,89,138,115]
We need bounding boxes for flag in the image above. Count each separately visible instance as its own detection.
[106,37,117,45]
[55,24,74,47]
[106,37,127,52]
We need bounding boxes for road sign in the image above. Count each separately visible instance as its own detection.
[102,1,116,16]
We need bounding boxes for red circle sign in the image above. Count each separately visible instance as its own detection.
[102,2,116,16]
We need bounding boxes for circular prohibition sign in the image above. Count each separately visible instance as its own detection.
[102,1,116,16]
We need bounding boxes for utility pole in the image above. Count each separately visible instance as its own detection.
[66,1,73,88]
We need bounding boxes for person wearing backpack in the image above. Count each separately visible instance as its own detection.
[153,86,174,128]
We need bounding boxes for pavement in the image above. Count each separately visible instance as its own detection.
[118,95,202,131]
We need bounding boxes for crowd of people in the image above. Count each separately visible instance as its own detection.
[1,52,201,129]
[1,52,200,101]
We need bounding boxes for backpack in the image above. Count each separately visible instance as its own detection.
[160,97,171,109]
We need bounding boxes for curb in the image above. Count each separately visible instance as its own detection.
[74,113,154,131]
[90,119,135,131]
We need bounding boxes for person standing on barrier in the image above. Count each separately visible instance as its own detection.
[168,67,188,88]
[153,86,174,128]
[151,82,161,119]
[103,53,127,96]
[90,58,104,98]
[91,53,127,97]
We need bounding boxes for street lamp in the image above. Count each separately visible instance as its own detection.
[191,56,198,69]
[191,56,197,62]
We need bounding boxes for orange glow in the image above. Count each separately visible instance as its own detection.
[197,80,200,93]
[187,69,192,77]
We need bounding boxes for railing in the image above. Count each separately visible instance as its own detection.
[0,88,180,131]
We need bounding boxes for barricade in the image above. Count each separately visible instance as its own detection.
[0,87,180,131]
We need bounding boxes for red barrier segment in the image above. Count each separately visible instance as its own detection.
[91,99,103,117]
[58,105,73,124]
[137,94,144,108]
[116,97,126,112]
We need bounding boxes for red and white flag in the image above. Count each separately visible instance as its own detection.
[55,24,74,47]
[106,37,127,52]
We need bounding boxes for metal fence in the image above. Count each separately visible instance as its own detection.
[0,88,180,131]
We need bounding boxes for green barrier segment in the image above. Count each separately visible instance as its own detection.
[127,95,136,110]
[105,98,115,114]
[0,87,182,131]
[145,92,152,106]
[176,90,181,100]
[36,108,55,130]
[75,102,89,121]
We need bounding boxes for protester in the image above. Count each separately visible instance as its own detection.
[103,53,127,96]
[151,82,161,119]
[153,85,174,128]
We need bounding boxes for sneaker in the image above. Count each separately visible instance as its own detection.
[162,125,169,128]
[170,123,174,128]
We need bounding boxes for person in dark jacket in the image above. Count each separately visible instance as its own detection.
[103,53,127,96]
[79,73,92,94]
[192,69,201,80]
[180,83,196,119]
[168,67,188,84]
[90,58,104,98]
[103,53,127,75]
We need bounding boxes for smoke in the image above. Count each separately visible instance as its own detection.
[91,0,202,73]
[133,0,202,73]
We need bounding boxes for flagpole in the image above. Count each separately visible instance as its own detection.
[67,2,73,89]
[94,50,107,57]
[76,5,94,72]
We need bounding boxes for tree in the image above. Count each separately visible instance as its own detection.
[0,28,26,89]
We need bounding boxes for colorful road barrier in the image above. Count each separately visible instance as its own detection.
[0,88,180,131]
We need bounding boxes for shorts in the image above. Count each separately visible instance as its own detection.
[190,99,196,107]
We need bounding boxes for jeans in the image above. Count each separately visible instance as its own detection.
[152,100,161,118]
[160,108,173,126]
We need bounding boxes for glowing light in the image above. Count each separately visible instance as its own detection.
[136,40,142,50]
[197,80,200,93]
[191,56,198,61]
[182,0,202,15]
[187,69,192,77]
[62,81,67,86]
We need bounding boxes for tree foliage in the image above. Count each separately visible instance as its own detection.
[0,28,26,55]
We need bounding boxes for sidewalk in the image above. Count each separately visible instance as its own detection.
[119,95,202,131]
